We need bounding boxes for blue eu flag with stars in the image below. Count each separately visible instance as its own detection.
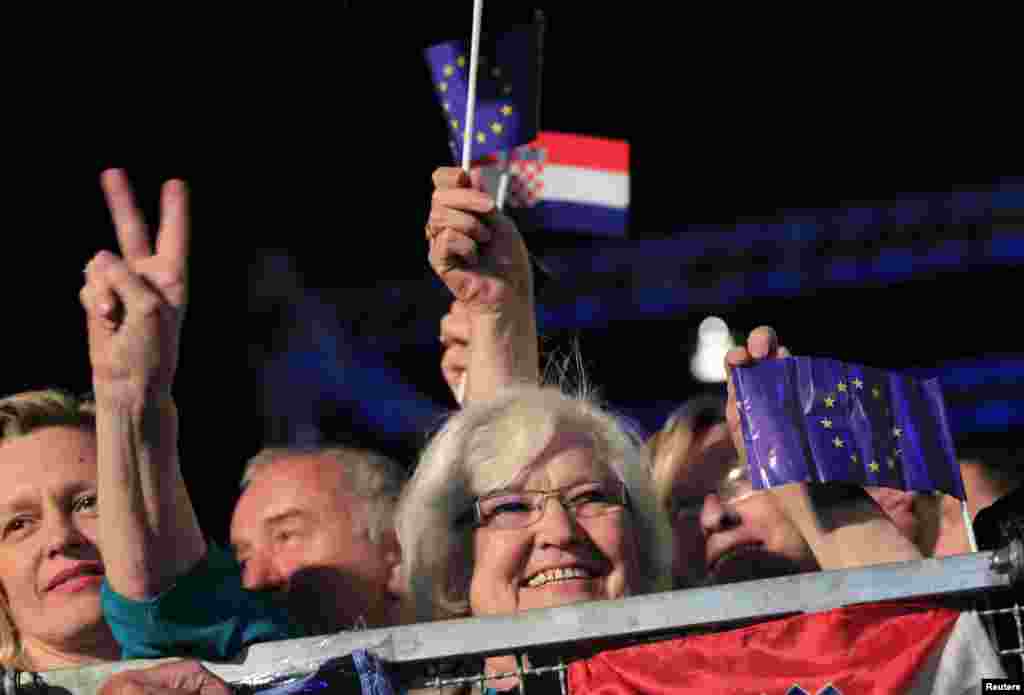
[731,356,965,500]
[424,22,542,163]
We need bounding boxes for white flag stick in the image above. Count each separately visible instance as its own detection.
[961,499,979,553]
[496,167,511,210]
[455,0,484,406]
[461,0,484,173]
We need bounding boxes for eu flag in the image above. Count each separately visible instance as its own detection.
[730,356,965,499]
[424,22,543,163]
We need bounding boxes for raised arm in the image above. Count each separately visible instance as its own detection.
[80,169,206,599]
[427,167,539,405]
[724,327,922,570]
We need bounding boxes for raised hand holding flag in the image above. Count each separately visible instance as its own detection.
[730,353,965,500]
[424,4,543,404]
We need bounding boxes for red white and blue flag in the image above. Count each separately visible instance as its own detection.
[568,602,997,695]
[473,131,630,238]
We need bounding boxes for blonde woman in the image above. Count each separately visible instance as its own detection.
[5,169,297,671]
[0,390,119,670]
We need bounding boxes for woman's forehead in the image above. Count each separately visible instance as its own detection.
[517,435,611,488]
[0,427,98,491]
[472,422,618,494]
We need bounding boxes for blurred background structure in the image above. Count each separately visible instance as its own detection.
[5,3,1018,541]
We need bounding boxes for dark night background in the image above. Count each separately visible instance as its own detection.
[3,4,1018,543]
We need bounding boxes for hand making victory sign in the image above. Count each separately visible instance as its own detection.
[81,169,189,409]
[80,168,206,602]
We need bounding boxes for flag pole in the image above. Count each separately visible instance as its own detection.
[958,487,998,646]
[962,499,979,552]
[460,0,484,173]
[455,0,484,406]
[496,167,511,210]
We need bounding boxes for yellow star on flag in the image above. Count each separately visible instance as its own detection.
[443,64,454,77]
[887,457,897,470]
[833,436,844,449]
[476,131,487,144]
[450,119,459,130]
[824,395,836,408]
[851,454,859,464]
[442,101,450,112]
[821,418,833,429]
[872,386,882,399]
[438,82,448,93]
[456,55,466,68]
[500,104,513,116]
[837,382,848,393]
[869,461,881,472]
[490,122,503,135]
[852,378,864,389]
[893,427,903,438]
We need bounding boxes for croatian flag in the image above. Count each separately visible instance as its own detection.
[473,131,630,238]
[568,603,1003,695]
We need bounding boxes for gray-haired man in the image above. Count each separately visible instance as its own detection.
[230,446,407,634]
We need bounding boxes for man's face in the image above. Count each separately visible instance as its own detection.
[666,423,818,587]
[230,456,401,634]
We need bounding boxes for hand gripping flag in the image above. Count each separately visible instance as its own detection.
[474,131,630,237]
[730,356,965,499]
[424,23,542,163]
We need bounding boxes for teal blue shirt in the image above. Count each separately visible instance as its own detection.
[101,542,301,660]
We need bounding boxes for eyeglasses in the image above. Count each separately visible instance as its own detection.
[458,480,630,530]
[670,460,761,522]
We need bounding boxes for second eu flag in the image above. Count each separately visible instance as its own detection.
[731,356,965,500]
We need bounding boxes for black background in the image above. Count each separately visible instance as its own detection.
[3,4,1017,541]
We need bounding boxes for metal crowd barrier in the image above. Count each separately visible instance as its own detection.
[4,538,1022,695]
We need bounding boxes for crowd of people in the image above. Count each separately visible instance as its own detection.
[0,167,1018,694]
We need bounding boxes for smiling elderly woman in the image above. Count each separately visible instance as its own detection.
[396,385,672,687]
